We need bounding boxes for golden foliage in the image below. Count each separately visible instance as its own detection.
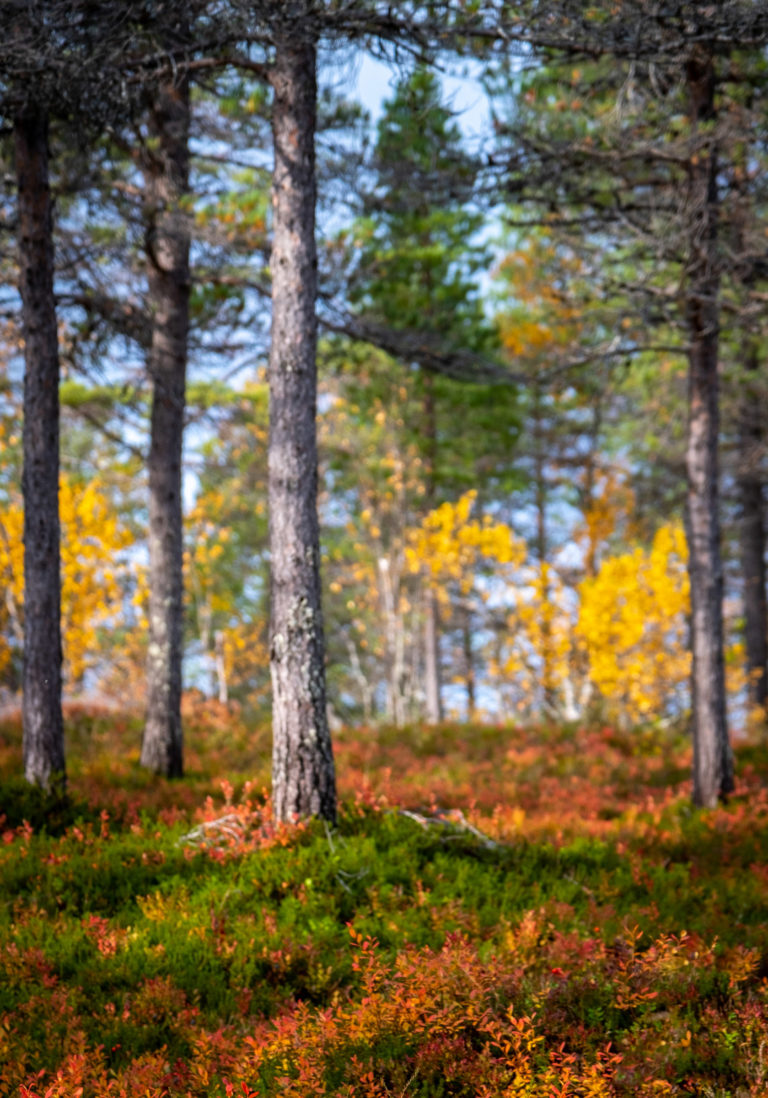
[60,477,133,683]
[495,236,585,362]
[576,469,637,576]
[406,490,524,600]
[505,562,575,705]
[577,523,691,721]
[0,503,23,675]
[0,475,133,685]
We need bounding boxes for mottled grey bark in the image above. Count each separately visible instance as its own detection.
[737,344,767,713]
[15,108,65,790]
[684,49,733,807]
[268,35,336,823]
[140,73,191,778]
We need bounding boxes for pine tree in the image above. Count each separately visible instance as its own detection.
[1,1,157,788]
[140,26,193,778]
[267,19,337,821]
[349,66,512,723]
[490,2,768,803]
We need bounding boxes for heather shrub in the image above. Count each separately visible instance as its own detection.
[4,711,768,1096]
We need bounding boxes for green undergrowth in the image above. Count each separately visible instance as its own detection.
[2,713,768,1095]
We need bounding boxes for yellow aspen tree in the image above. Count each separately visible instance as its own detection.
[322,381,426,727]
[406,490,524,598]
[59,476,133,684]
[577,523,691,723]
[513,562,574,706]
[495,560,577,718]
[406,491,525,717]
[576,469,637,579]
[0,474,132,688]
[0,502,24,677]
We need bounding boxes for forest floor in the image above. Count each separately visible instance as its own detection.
[2,702,768,1097]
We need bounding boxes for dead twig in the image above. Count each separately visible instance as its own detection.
[178,813,244,848]
[398,807,501,851]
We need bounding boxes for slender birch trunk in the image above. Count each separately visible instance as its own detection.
[684,49,733,807]
[140,73,191,778]
[16,107,65,791]
[268,35,336,823]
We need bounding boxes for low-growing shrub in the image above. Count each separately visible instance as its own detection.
[2,712,768,1096]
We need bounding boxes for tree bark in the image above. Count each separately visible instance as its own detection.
[424,587,442,722]
[422,372,443,723]
[268,36,336,823]
[15,108,65,791]
[214,630,228,705]
[140,73,191,778]
[684,49,733,807]
[737,343,767,714]
[533,384,557,715]
[463,603,476,719]
[378,554,406,727]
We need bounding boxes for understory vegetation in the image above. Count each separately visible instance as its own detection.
[2,704,768,1097]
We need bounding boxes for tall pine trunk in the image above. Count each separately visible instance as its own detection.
[737,343,767,714]
[140,73,191,778]
[15,108,65,791]
[684,49,733,807]
[268,35,336,823]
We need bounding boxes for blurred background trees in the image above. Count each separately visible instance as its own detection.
[2,1,768,810]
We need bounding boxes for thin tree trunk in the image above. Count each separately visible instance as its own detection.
[424,587,442,722]
[684,49,733,807]
[15,108,65,791]
[737,343,767,714]
[268,36,336,823]
[533,385,556,715]
[214,630,228,705]
[463,603,476,719]
[422,372,442,723]
[140,73,191,778]
[581,399,603,582]
[378,555,405,727]
[344,635,373,724]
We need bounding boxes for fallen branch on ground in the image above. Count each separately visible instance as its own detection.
[398,807,501,850]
